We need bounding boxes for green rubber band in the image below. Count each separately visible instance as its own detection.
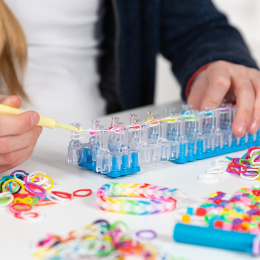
[110,221,128,232]
[249,152,260,166]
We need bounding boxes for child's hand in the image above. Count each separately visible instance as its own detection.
[0,95,42,173]
[187,61,260,137]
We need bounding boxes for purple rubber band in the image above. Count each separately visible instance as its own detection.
[24,182,46,196]
[136,230,157,241]
[10,170,27,176]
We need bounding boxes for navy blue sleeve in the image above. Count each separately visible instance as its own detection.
[160,0,259,101]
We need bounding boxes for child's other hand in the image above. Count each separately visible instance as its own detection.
[0,95,42,173]
[187,60,260,137]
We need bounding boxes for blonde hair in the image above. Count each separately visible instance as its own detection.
[0,1,28,100]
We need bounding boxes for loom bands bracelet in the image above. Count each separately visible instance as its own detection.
[9,203,32,214]
[96,191,107,202]
[136,230,157,241]
[73,189,92,197]
[153,187,169,199]
[143,185,159,199]
[162,198,177,211]
[51,191,72,200]
[31,174,54,191]
[2,179,25,194]
[25,182,46,196]
[122,184,138,196]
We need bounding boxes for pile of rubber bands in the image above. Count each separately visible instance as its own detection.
[0,169,92,220]
[34,219,187,260]
[181,184,260,234]
[199,146,260,182]
[96,182,184,215]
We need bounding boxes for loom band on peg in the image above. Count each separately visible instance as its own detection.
[2,179,25,194]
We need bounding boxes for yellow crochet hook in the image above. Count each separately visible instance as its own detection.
[0,104,82,133]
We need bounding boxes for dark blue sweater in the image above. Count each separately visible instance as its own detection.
[99,0,258,114]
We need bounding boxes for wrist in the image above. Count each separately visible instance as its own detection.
[185,63,211,99]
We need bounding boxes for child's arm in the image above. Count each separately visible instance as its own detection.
[0,95,42,173]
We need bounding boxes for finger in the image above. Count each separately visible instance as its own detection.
[232,78,255,137]
[0,127,42,154]
[0,144,35,166]
[200,68,231,110]
[187,73,207,110]
[248,74,260,133]
[0,111,40,136]
[0,146,35,172]
[0,95,21,108]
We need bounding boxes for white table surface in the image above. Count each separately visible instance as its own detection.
[0,100,258,260]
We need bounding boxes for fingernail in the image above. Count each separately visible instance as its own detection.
[31,112,39,126]
[236,122,247,135]
[249,120,259,133]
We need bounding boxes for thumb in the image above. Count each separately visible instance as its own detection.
[0,95,22,108]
